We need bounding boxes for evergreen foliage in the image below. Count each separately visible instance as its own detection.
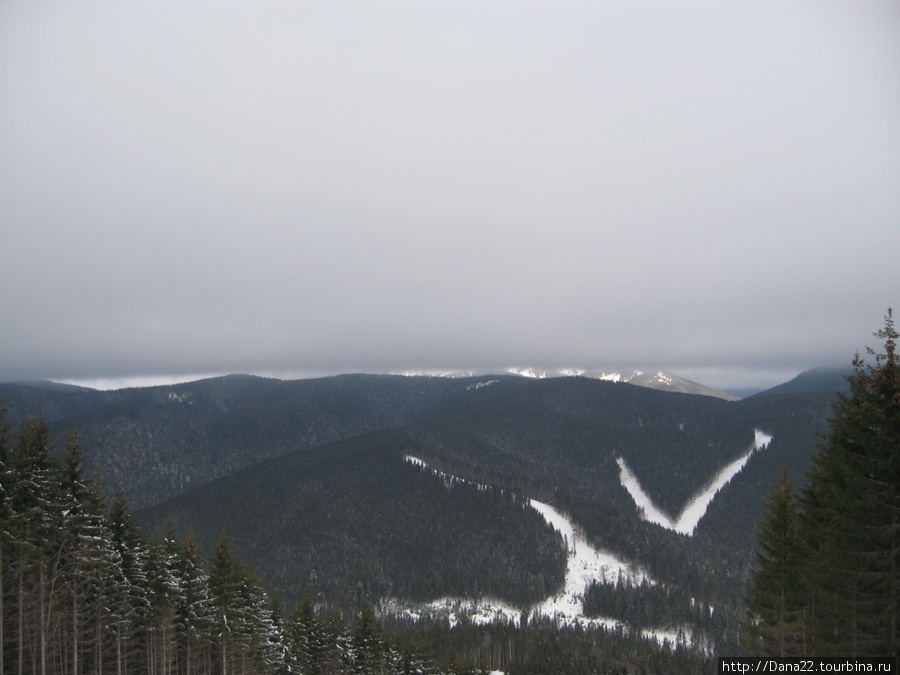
[0,404,727,673]
[137,432,567,610]
[744,309,900,658]
[741,466,804,656]
[0,363,849,672]
[0,408,289,673]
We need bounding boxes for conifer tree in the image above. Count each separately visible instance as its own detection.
[351,600,385,675]
[58,431,110,674]
[145,528,181,674]
[9,413,60,675]
[742,466,804,656]
[209,531,245,674]
[318,606,349,675]
[107,490,151,672]
[799,309,900,657]
[288,592,318,674]
[743,310,900,658]
[174,529,215,674]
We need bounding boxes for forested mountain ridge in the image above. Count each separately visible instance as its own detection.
[0,372,834,517]
[743,311,900,658]
[0,374,506,508]
[125,376,836,658]
[137,430,567,610]
[0,371,840,669]
[749,366,851,398]
[504,368,739,400]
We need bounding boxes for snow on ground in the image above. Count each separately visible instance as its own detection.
[382,596,522,628]
[617,429,773,535]
[615,459,676,531]
[529,498,651,623]
[395,456,694,650]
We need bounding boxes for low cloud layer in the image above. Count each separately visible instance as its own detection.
[2,1,898,390]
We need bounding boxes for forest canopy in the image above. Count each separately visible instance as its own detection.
[744,309,900,658]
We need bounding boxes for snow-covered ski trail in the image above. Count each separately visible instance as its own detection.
[617,429,773,535]
[398,456,669,637]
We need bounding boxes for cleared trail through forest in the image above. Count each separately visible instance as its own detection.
[399,456,676,641]
[616,429,773,535]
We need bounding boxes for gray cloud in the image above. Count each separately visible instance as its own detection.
[2,1,899,390]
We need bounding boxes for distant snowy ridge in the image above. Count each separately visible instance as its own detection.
[505,368,738,400]
[617,429,773,535]
[394,369,476,378]
[389,367,736,400]
[506,367,649,382]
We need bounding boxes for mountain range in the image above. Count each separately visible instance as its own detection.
[0,366,845,656]
[504,367,741,400]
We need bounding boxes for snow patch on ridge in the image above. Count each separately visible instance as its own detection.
[505,367,547,379]
[617,429,773,535]
[653,371,673,386]
[467,379,498,391]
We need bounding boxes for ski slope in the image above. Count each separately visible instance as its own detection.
[616,429,773,535]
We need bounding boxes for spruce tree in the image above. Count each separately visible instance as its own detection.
[174,529,215,673]
[9,413,60,675]
[145,527,181,673]
[288,592,318,674]
[318,606,349,675]
[351,599,385,675]
[209,531,248,674]
[57,431,114,675]
[799,308,900,656]
[106,491,151,672]
[742,466,804,656]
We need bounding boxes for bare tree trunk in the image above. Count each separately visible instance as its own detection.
[1,540,4,675]
[221,619,227,675]
[96,608,102,675]
[40,556,47,675]
[18,551,24,675]
[72,574,78,675]
[892,507,898,658]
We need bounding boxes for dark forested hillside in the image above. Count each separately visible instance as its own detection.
[0,374,502,508]
[137,429,567,610]
[749,366,851,398]
[701,391,835,553]
[0,371,842,670]
[743,312,900,658]
[406,376,756,518]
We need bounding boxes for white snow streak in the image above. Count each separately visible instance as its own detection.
[528,499,650,623]
[617,429,773,535]
[397,456,694,648]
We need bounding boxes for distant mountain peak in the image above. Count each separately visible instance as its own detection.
[750,365,851,398]
[7,379,97,392]
[504,367,738,400]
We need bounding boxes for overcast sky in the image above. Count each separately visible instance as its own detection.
[2,1,899,391]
